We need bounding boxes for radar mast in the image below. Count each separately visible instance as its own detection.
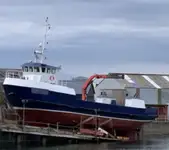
[34,17,51,63]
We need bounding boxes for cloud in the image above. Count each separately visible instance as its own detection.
[59,62,169,77]
[1,0,169,40]
[0,21,34,38]
[1,18,169,49]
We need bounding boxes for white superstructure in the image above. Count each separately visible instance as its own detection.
[3,17,76,96]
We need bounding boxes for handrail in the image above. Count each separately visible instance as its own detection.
[5,70,23,79]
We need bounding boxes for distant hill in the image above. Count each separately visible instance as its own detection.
[72,76,88,81]
[57,72,88,81]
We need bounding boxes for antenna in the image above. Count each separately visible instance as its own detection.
[34,17,51,63]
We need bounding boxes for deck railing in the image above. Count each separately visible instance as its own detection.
[5,70,23,79]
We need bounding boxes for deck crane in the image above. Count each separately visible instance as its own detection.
[82,73,124,101]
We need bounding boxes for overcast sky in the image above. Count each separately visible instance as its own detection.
[0,0,169,77]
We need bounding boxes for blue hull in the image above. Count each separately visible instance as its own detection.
[3,84,157,121]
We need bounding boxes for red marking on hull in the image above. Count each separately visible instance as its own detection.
[17,109,145,132]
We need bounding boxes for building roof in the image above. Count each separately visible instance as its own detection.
[96,73,169,89]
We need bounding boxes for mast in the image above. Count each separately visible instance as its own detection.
[34,17,51,63]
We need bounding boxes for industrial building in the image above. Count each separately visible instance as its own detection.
[59,73,169,106]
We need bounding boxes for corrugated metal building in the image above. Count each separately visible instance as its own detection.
[92,73,169,105]
[57,73,169,107]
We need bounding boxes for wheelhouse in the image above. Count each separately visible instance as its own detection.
[21,62,59,75]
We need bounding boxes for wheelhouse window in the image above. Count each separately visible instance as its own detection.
[29,67,33,72]
[47,68,51,74]
[51,69,56,74]
[42,67,46,73]
[34,67,40,72]
[24,66,28,72]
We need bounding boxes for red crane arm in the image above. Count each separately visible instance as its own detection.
[82,74,108,101]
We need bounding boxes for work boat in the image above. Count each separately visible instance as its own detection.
[3,18,157,138]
